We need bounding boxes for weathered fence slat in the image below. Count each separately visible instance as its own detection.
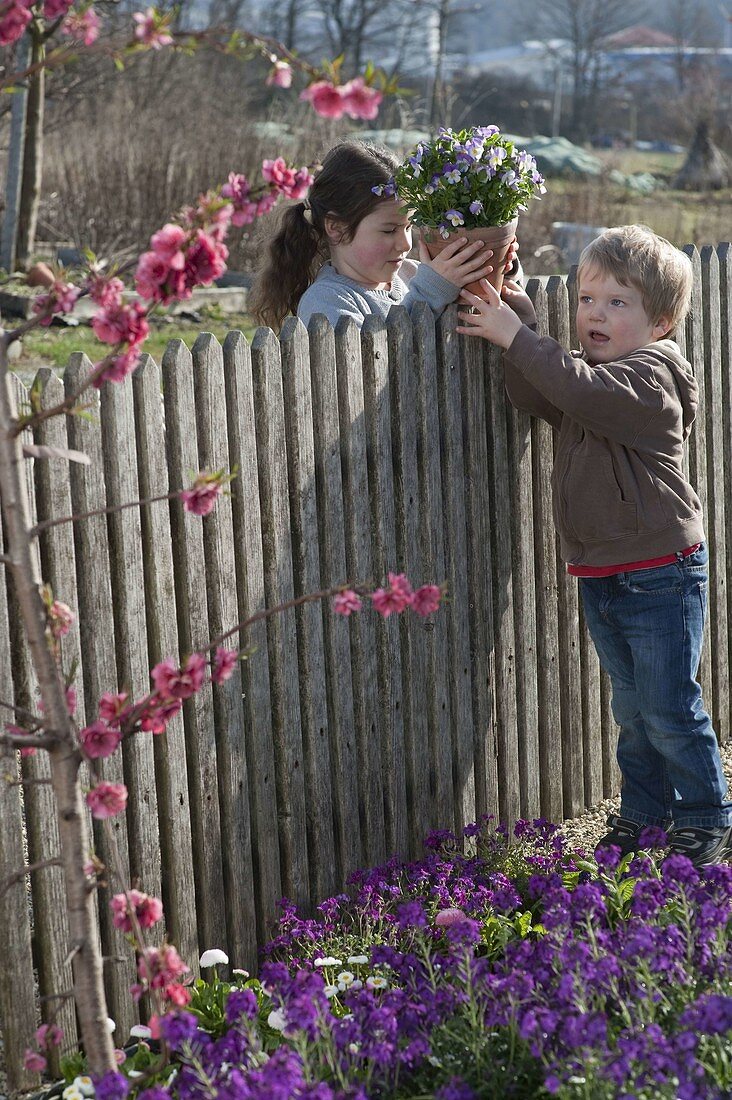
[389,306,440,847]
[524,280,564,822]
[435,307,477,833]
[334,316,386,867]
[101,376,161,898]
[63,358,136,1037]
[193,333,258,967]
[280,318,338,903]
[131,354,198,966]
[222,331,284,942]
[162,340,227,958]
[361,314,408,858]
[0,519,39,1094]
[411,304,453,830]
[719,242,732,745]
[545,277,585,817]
[251,326,310,909]
[700,248,729,745]
[484,341,520,826]
[459,318,499,824]
[306,318,362,880]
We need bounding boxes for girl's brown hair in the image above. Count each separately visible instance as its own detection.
[248,140,399,330]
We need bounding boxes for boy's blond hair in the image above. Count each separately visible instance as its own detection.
[578,225,693,336]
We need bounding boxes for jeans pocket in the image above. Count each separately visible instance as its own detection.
[626,564,682,595]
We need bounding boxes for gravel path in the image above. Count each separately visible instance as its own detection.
[3,741,732,1099]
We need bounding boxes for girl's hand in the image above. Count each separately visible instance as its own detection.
[501,278,536,326]
[456,281,523,348]
[418,234,497,288]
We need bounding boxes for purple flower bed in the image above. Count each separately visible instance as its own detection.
[105,820,732,1099]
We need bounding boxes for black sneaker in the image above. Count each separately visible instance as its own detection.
[668,825,732,868]
[594,814,642,857]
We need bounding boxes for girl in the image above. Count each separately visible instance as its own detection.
[250,140,515,331]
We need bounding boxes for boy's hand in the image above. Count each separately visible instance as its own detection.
[501,278,536,326]
[418,234,497,288]
[456,280,524,348]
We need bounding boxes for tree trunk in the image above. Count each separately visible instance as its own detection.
[0,345,117,1077]
[16,25,45,269]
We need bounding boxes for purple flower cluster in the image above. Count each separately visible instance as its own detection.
[128,818,732,1099]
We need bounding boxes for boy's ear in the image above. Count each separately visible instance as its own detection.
[653,315,673,340]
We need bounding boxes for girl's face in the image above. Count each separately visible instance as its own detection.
[326,201,413,289]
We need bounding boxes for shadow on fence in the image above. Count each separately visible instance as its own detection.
[1,243,730,1090]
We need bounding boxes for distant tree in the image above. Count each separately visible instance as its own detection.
[518,0,641,142]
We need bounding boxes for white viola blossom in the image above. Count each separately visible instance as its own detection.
[200,948,229,968]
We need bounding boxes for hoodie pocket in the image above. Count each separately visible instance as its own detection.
[564,453,637,542]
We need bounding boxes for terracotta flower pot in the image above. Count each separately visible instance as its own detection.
[422,217,518,300]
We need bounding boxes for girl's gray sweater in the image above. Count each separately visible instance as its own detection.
[296,260,459,329]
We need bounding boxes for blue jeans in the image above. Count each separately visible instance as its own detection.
[579,544,732,829]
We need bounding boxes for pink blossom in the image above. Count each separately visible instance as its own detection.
[135,249,186,304]
[23,1049,46,1073]
[92,300,149,348]
[181,472,224,516]
[150,223,187,268]
[33,280,80,324]
[212,646,238,685]
[371,573,413,617]
[299,80,346,119]
[80,720,123,760]
[98,690,129,724]
[138,943,189,989]
[132,7,173,48]
[43,0,73,19]
[151,652,207,701]
[93,346,143,387]
[88,274,125,309]
[333,590,362,616]
[341,77,382,121]
[86,781,128,819]
[35,1023,64,1050]
[411,584,443,617]
[139,696,182,733]
[256,192,279,218]
[48,599,75,638]
[0,1,33,47]
[66,685,78,716]
[61,7,101,44]
[20,745,37,758]
[435,907,468,927]
[184,229,228,287]
[165,982,192,1006]
[110,889,164,932]
[266,59,293,88]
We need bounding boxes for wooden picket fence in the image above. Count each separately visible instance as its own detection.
[0,243,730,1090]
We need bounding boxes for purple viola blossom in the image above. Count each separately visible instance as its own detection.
[442,164,463,184]
[500,169,520,190]
[468,200,483,215]
[444,209,465,228]
[93,1073,130,1100]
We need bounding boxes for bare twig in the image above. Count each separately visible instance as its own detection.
[1,857,63,897]
[29,487,185,538]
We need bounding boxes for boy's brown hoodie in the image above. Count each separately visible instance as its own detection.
[503,326,705,568]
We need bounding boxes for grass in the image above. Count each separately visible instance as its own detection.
[10,305,258,388]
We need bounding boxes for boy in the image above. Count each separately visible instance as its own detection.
[456,224,732,867]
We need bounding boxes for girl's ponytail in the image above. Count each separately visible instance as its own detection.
[249,202,325,330]
[250,141,399,330]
